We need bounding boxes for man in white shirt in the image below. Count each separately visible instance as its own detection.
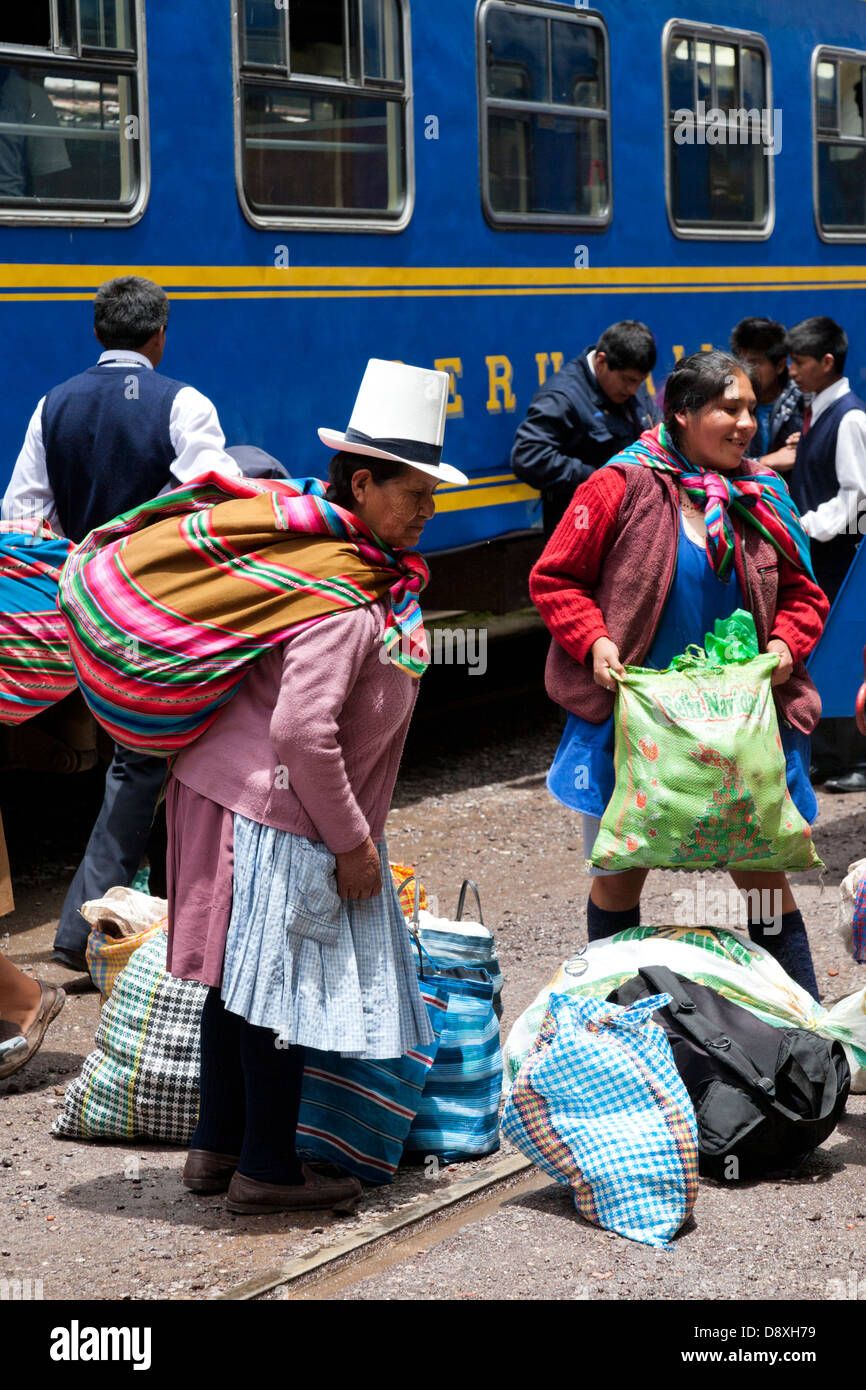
[789,315,866,792]
[3,275,242,971]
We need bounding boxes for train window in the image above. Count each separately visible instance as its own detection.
[478,0,611,230]
[663,22,773,240]
[79,0,133,52]
[0,2,132,55]
[813,47,866,241]
[0,0,145,224]
[235,0,411,231]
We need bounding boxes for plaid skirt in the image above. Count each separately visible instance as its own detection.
[220,815,434,1059]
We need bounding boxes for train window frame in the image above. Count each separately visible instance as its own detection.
[812,44,866,243]
[477,0,612,232]
[0,0,149,227]
[662,19,775,242]
[232,0,415,234]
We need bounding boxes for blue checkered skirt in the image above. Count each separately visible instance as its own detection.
[220,816,434,1059]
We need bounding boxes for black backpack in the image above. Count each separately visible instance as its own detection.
[608,965,850,1180]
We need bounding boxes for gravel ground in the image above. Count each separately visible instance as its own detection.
[2,636,865,1303]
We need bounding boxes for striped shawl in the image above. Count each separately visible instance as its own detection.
[58,472,430,757]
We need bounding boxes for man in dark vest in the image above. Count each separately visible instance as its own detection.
[510,320,659,538]
[3,276,242,971]
[788,315,866,792]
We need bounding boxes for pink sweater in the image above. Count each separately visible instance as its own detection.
[171,597,418,854]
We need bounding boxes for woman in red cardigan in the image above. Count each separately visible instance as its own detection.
[531,350,829,997]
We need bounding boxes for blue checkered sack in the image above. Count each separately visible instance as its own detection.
[403,958,502,1164]
[501,992,699,1249]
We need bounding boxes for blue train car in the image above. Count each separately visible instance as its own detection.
[0,0,864,574]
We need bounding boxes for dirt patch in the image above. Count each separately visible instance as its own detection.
[1,688,864,1301]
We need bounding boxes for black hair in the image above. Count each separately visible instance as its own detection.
[786,316,847,376]
[325,451,407,508]
[596,320,657,375]
[664,350,761,450]
[93,276,170,350]
[729,316,789,367]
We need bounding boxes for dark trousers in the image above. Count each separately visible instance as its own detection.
[811,544,866,775]
[54,743,168,955]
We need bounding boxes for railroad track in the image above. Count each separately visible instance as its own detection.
[215,1154,546,1301]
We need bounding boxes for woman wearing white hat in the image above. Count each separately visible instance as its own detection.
[166,360,466,1216]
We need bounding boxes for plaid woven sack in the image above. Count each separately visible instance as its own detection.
[403,959,502,1164]
[54,933,441,1164]
[52,933,206,1143]
[501,991,699,1249]
[85,925,165,1003]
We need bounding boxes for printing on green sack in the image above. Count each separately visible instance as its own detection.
[590,612,823,874]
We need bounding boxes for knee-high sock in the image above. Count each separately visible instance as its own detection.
[587,897,641,942]
[237,1020,305,1185]
[191,987,245,1155]
[748,909,820,1002]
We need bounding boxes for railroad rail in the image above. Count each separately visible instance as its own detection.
[215,1154,544,1301]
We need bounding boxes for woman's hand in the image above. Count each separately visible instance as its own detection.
[767,637,794,686]
[591,637,625,692]
[336,837,382,900]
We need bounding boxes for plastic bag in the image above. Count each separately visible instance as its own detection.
[591,611,822,873]
[501,991,698,1249]
[503,925,866,1094]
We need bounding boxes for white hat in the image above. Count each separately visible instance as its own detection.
[318,358,468,487]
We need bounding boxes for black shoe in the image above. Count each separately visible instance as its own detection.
[50,947,89,973]
[809,763,836,785]
[823,769,866,794]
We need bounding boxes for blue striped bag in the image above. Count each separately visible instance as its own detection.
[403,946,503,1164]
[501,992,699,1249]
[296,1015,439,1184]
[415,881,504,1019]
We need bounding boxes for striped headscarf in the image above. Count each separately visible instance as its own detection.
[0,519,76,724]
[58,472,430,757]
[607,424,815,582]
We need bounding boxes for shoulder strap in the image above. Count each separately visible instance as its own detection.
[636,965,777,1099]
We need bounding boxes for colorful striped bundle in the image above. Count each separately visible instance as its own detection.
[0,519,76,725]
[58,471,430,757]
[607,423,815,583]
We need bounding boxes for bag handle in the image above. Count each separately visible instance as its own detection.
[456,878,484,925]
[398,869,425,978]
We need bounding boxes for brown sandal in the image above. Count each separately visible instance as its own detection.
[0,982,65,1081]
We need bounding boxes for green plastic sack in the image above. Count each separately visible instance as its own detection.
[591,612,823,873]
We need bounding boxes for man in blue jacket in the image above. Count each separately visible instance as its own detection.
[510,320,658,537]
